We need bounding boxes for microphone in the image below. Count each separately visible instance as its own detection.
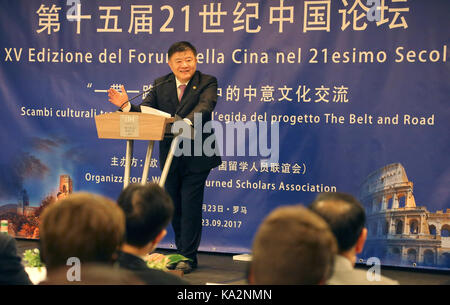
[125,78,173,104]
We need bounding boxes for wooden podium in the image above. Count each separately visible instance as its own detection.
[95,112,176,189]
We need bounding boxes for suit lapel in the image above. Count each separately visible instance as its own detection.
[167,74,179,110]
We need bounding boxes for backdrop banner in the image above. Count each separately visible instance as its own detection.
[0,0,448,270]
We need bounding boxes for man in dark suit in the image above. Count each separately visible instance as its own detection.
[116,183,189,284]
[108,41,221,273]
[0,234,32,285]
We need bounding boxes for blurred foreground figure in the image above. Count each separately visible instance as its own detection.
[40,263,143,285]
[39,192,132,284]
[0,234,32,285]
[248,205,337,285]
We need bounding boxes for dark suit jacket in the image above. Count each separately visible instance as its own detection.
[116,251,189,285]
[0,234,32,285]
[130,70,222,173]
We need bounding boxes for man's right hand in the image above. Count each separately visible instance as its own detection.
[107,85,129,108]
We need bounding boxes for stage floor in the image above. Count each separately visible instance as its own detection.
[16,240,449,285]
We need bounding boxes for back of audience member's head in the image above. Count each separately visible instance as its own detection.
[0,234,32,285]
[249,205,337,285]
[40,192,125,270]
[309,192,366,253]
[117,183,174,249]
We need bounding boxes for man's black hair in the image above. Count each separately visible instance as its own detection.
[309,192,366,252]
[168,41,197,58]
[117,183,174,247]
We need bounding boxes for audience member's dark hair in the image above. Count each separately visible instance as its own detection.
[40,192,125,269]
[0,234,32,285]
[168,41,197,58]
[117,183,174,247]
[309,192,366,252]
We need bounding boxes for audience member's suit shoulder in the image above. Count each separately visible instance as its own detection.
[117,251,189,285]
[0,234,18,254]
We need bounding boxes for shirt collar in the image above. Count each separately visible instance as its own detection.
[175,77,190,88]
[334,254,354,271]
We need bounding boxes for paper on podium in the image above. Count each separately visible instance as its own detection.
[140,105,171,118]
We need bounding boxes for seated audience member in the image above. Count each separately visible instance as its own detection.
[40,263,143,285]
[39,192,127,284]
[309,192,398,285]
[0,234,32,285]
[248,205,337,285]
[116,183,189,285]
